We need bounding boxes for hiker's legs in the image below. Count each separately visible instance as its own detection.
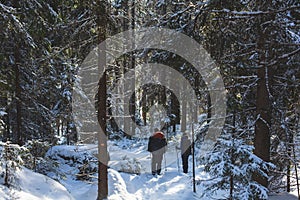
[151,154,156,175]
[156,153,163,175]
[182,154,189,173]
[152,152,163,175]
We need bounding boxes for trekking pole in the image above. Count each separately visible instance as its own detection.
[149,152,152,174]
[192,123,196,193]
[176,146,180,172]
[293,145,300,200]
[164,152,167,172]
[165,125,168,172]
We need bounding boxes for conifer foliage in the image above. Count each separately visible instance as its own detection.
[201,133,275,199]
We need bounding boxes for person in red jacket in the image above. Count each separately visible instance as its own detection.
[147,128,167,175]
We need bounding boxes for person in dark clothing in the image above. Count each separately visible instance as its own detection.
[178,132,192,173]
[147,128,167,175]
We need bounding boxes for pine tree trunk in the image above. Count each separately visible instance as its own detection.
[253,0,277,188]
[142,91,147,125]
[96,1,108,199]
[4,144,9,186]
[12,0,22,146]
[171,93,180,132]
[181,89,187,133]
[1,95,10,141]
[287,132,293,192]
[97,55,108,200]
[14,48,22,145]
[253,66,271,188]
[129,0,136,136]
[121,0,130,138]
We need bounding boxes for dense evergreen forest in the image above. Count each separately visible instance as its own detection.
[0,0,299,199]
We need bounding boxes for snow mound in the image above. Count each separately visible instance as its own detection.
[0,167,73,200]
[16,168,73,200]
[0,185,10,200]
[108,169,137,200]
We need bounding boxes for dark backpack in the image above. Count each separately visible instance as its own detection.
[147,134,167,152]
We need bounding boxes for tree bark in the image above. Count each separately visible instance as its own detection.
[253,0,274,188]
[129,0,136,136]
[181,96,187,133]
[14,46,22,145]
[254,64,271,188]
[96,1,108,199]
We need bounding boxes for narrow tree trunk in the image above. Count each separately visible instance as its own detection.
[230,112,236,199]
[129,0,136,136]
[253,0,275,189]
[96,1,108,199]
[253,20,273,186]
[171,93,180,132]
[1,95,10,141]
[287,132,293,192]
[181,82,187,133]
[121,0,130,138]
[142,91,147,125]
[293,145,300,200]
[253,65,271,188]
[4,143,9,186]
[12,0,22,146]
[97,53,108,200]
[98,74,108,200]
[14,49,22,145]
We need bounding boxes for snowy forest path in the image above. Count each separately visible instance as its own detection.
[109,140,182,174]
[107,140,203,199]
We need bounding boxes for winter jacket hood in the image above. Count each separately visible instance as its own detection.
[153,131,165,139]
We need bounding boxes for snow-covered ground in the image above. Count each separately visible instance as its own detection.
[0,139,299,200]
[44,140,211,200]
[0,167,73,200]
